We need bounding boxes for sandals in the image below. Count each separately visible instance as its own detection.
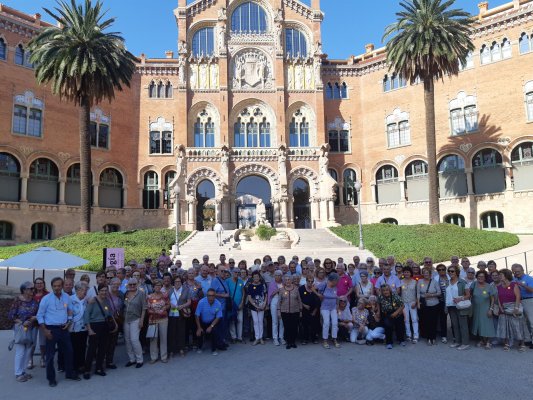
[503,344,510,352]
[485,342,492,350]
[322,341,330,349]
[333,340,341,348]
[518,345,527,353]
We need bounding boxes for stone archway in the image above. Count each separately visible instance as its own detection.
[185,167,224,230]
[288,166,320,228]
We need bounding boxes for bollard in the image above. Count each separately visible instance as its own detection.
[6,266,9,286]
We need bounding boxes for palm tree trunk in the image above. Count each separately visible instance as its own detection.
[424,78,440,224]
[79,97,92,232]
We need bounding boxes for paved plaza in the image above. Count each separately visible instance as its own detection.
[0,330,531,400]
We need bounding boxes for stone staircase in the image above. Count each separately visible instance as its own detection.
[175,228,375,264]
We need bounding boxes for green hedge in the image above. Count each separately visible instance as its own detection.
[0,229,191,272]
[255,225,277,241]
[330,224,519,263]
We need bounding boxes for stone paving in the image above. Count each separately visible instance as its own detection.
[0,330,531,400]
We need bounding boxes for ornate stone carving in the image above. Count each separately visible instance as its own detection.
[176,145,186,178]
[18,145,34,157]
[394,155,406,165]
[218,24,227,55]
[278,145,288,187]
[57,152,71,164]
[178,40,188,56]
[232,164,280,197]
[177,56,186,85]
[189,61,219,90]
[219,145,230,181]
[218,7,227,21]
[497,137,511,145]
[459,143,473,153]
[289,166,320,197]
[232,49,273,90]
[318,145,338,200]
[186,167,223,197]
[93,158,104,167]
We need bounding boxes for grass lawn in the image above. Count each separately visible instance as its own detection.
[330,224,519,263]
[0,229,191,271]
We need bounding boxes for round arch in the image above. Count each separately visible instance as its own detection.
[370,160,399,185]
[286,101,317,147]
[96,163,127,186]
[230,99,277,148]
[188,101,221,148]
[25,152,62,178]
[468,143,506,168]
[288,166,319,198]
[227,0,275,32]
[232,163,279,199]
[186,167,223,198]
[139,165,160,188]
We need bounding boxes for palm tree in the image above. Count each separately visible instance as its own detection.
[383,0,474,224]
[28,0,136,232]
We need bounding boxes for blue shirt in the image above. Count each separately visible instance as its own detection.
[211,277,229,308]
[375,274,401,292]
[226,278,245,306]
[195,275,212,295]
[195,297,223,324]
[514,274,533,299]
[37,292,72,326]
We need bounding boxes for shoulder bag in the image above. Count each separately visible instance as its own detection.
[218,277,233,312]
[95,299,118,333]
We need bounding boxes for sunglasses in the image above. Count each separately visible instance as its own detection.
[128,284,137,287]
[424,261,432,264]
[437,268,445,272]
[374,271,383,275]
[170,268,178,271]
[106,276,114,279]
[447,270,456,274]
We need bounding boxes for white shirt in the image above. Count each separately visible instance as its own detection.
[445,281,459,307]
[214,223,223,233]
[169,287,183,317]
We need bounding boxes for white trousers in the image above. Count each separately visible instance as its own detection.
[321,309,338,340]
[149,318,168,362]
[270,296,284,340]
[14,343,33,376]
[251,310,264,340]
[403,302,419,339]
[229,309,243,340]
[124,319,143,363]
[366,327,386,341]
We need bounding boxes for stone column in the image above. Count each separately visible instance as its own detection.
[287,196,294,224]
[338,183,345,206]
[122,186,128,208]
[399,179,406,202]
[58,178,66,205]
[311,199,320,228]
[222,198,230,225]
[328,199,335,222]
[187,200,196,225]
[320,198,328,226]
[20,174,28,202]
[465,168,474,195]
[272,200,280,225]
[370,183,377,203]
[280,197,288,225]
[93,184,99,207]
[215,199,222,223]
[230,198,237,227]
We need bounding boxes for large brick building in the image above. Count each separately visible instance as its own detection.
[1,0,533,244]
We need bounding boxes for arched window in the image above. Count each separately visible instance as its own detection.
[380,218,398,225]
[473,149,502,168]
[233,107,271,148]
[519,32,531,54]
[511,142,533,164]
[334,82,341,99]
[90,109,110,149]
[148,81,156,98]
[285,28,308,58]
[231,2,267,34]
[0,38,6,60]
[0,221,13,240]
[15,44,24,65]
[502,38,512,59]
[192,27,215,57]
[383,75,391,92]
[103,224,120,233]
[406,160,428,178]
[340,82,348,99]
[438,154,467,198]
[143,171,160,209]
[31,223,52,241]
[525,81,533,122]
[99,168,123,209]
[377,165,398,183]
[13,91,44,137]
[459,51,473,70]
[150,118,173,154]
[164,171,177,208]
[157,82,164,98]
[28,158,59,204]
[165,82,173,98]
[490,41,501,61]
[329,169,339,206]
[480,211,504,230]
[194,109,216,148]
[480,44,491,65]
[343,169,357,205]
[387,121,410,148]
[405,160,429,201]
[511,142,533,191]
[0,153,20,202]
[473,149,505,194]
[444,214,465,227]
[326,83,334,99]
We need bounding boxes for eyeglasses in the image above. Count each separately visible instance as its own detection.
[437,268,445,272]
[374,271,383,275]
[128,284,137,287]
[106,276,113,279]
[424,261,432,264]
[447,270,456,274]
[170,268,178,271]
[302,267,309,270]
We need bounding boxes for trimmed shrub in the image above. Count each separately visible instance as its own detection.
[255,225,277,241]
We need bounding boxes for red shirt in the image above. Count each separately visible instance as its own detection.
[337,273,353,297]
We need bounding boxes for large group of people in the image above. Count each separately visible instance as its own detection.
[8,250,533,386]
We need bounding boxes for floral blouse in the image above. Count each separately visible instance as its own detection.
[147,293,170,323]
[9,297,38,325]
[378,293,404,315]
[352,307,369,328]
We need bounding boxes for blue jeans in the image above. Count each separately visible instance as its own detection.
[45,325,75,382]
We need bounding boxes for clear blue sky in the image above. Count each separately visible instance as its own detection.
[11,0,510,59]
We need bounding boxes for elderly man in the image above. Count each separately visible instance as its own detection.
[195,266,212,295]
[63,279,74,296]
[37,277,80,387]
[201,255,210,268]
[336,263,354,299]
[227,268,245,343]
[459,257,471,279]
[65,268,76,282]
[195,288,223,356]
[262,261,275,285]
[211,265,231,348]
[86,271,106,301]
[512,263,533,347]
[374,264,401,295]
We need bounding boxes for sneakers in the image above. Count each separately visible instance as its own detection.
[323,341,330,349]
[441,337,448,344]
[211,351,218,356]
[412,338,418,344]
[16,375,28,382]
[281,339,286,345]
[273,339,280,346]
[457,344,470,351]
[251,340,259,346]
[333,340,341,348]
[400,341,406,347]
[386,344,393,349]
[449,343,460,348]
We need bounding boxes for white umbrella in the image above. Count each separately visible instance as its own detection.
[0,247,89,270]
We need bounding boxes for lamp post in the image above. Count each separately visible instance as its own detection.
[354,181,364,250]
[173,184,181,256]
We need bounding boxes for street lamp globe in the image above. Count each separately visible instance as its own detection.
[354,181,362,192]
[173,184,181,196]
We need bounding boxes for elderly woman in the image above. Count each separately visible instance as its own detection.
[8,281,38,382]
[299,275,320,345]
[147,279,170,363]
[277,274,302,349]
[69,281,88,374]
[445,265,471,350]
[337,297,354,343]
[366,296,385,344]
[496,269,528,352]
[470,270,496,349]
[247,270,267,345]
[317,273,340,349]
[313,267,326,288]
[268,270,285,346]
[29,277,48,369]
[355,271,374,301]
[83,284,116,379]
[168,276,191,357]
[132,270,150,294]
[401,266,419,343]
[417,267,440,345]
[105,278,123,369]
[183,268,202,350]
[351,298,369,344]
[124,278,146,368]
[378,284,405,349]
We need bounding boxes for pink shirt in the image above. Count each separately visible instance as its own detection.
[497,282,518,304]
[337,273,353,297]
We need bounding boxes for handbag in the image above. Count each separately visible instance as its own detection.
[95,299,118,333]
[146,323,158,339]
[456,299,472,310]
[419,279,432,308]
[503,302,523,316]
[13,323,34,345]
